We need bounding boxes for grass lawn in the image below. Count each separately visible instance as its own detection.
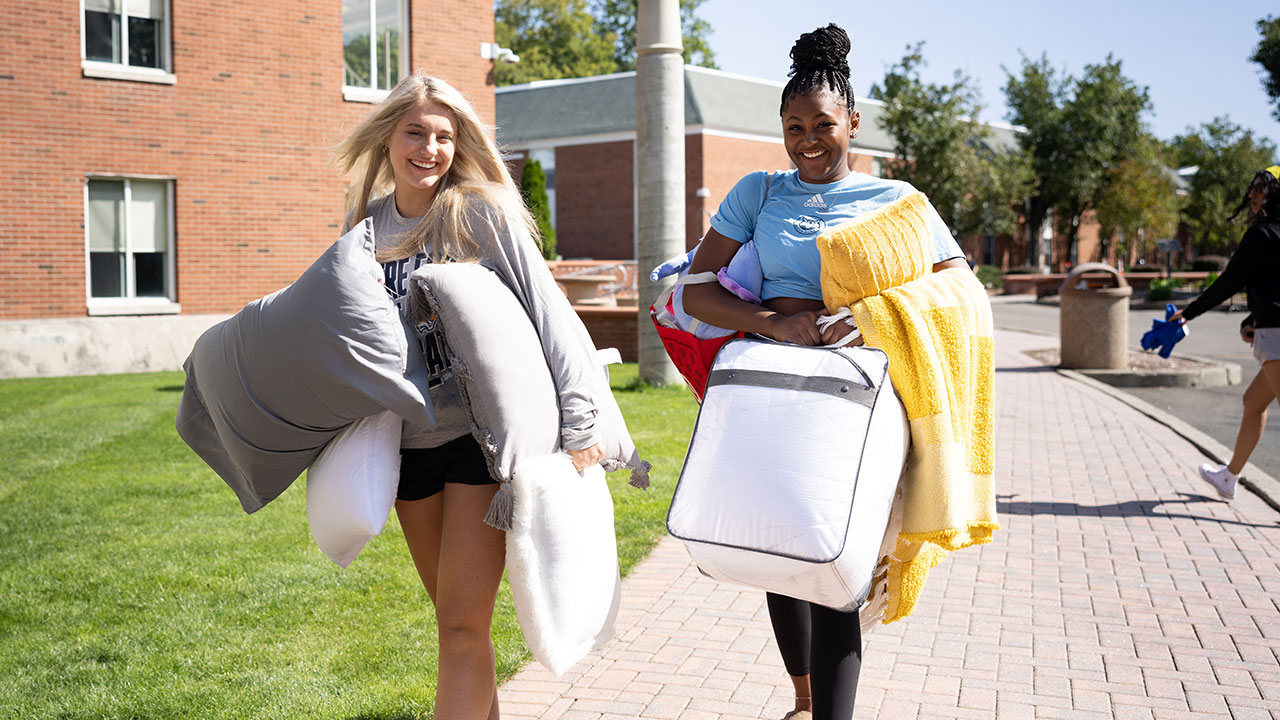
[0,365,697,719]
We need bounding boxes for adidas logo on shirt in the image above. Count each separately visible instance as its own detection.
[803,194,827,209]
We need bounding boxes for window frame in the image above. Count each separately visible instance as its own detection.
[80,0,176,85]
[341,0,409,103]
[83,175,180,316]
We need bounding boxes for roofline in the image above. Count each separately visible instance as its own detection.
[685,64,785,88]
[496,70,637,94]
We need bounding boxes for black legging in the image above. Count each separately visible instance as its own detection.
[766,592,862,720]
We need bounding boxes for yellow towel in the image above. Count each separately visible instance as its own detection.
[818,192,998,624]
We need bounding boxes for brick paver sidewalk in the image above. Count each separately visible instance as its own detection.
[499,328,1280,719]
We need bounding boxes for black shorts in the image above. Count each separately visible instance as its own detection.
[397,434,496,502]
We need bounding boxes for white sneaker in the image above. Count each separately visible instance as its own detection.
[1199,463,1238,500]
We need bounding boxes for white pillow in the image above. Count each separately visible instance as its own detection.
[507,453,621,675]
[305,410,403,568]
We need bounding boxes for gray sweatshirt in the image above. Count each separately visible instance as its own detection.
[363,192,599,450]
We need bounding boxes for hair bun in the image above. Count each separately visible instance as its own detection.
[789,23,850,78]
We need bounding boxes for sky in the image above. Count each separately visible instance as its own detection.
[698,0,1280,150]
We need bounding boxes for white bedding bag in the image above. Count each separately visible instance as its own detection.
[666,338,909,611]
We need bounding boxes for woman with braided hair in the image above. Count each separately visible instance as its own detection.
[683,23,971,720]
[1171,166,1280,500]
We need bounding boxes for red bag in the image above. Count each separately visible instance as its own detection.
[650,294,743,404]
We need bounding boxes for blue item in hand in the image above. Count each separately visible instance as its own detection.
[1140,303,1189,359]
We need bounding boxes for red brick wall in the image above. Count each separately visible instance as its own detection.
[0,0,492,319]
[699,135,793,251]
[575,307,638,362]
[554,141,635,259]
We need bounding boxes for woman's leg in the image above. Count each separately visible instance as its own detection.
[808,603,862,720]
[1227,363,1278,474]
[397,483,506,720]
[766,593,812,712]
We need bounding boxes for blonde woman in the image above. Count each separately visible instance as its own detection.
[336,73,604,719]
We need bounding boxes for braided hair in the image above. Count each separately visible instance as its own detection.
[1228,169,1280,225]
[780,24,855,117]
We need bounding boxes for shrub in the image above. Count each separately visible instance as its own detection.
[520,159,557,260]
[1200,271,1219,291]
[1191,256,1229,272]
[1146,277,1181,302]
[975,265,1003,290]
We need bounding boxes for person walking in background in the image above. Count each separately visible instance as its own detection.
[1171,166,1280,500]
[682,24,972,720]
[334,73,604,720]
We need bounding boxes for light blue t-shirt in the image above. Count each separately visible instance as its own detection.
[709,170,964,300]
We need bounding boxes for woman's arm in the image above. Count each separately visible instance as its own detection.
[682,230,827,346]
[1175,227,1260,323]
[933,257,972,273]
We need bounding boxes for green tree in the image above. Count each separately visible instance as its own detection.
[494,0,618,86]
[1094,135,1184,266]
[872,44,1032,242]
[1166,117,1277,251]
[1252,15,1280,122]
[494,0,717,86]
[521,159,558,260]
[591,0,717,70]
[950,141,1035,248]
[1005,54,1150,266]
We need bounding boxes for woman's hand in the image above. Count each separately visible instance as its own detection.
[567,442,605,473]
[820,318,864,347]
[767,310,825,346]
[1242,323,1256,345]
[1168,308,1185,323]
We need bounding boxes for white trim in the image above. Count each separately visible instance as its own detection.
[81,61,176,84]
[688,125,783,145]
[851,147,898,160]
[342,0,408,95]
[79,0,174,76]
[87,298,182,316]
[84,175,178,313]
[496,70,638,94]
[505,130,637,151]
[343,85,390,103]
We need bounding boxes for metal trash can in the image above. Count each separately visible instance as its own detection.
[1059,262,1132,370]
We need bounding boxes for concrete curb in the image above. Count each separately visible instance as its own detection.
[995,322,1243,388]
[1057,367,1280,513]
[1072,358,1242,388]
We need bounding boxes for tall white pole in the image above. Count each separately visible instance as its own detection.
[635,0,684,386]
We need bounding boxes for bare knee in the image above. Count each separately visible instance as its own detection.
[436,607,493,648]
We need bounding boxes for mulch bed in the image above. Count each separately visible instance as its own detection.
[1024,348,1212,372]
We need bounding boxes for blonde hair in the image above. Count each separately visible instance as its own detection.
[334,73,538,262]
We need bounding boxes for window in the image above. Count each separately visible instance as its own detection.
[343,0,406,101]
[81,0,174,84]
[86,178,178,314]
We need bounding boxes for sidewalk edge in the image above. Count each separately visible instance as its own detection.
[1057,368,1280,512]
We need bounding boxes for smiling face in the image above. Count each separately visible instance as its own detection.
[385,100,457,217]
[782,88,858,185]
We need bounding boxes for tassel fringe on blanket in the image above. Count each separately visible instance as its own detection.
[818,192,999,624]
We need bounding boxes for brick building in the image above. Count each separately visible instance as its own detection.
[0,0,493,323]
[496,66,1030,267]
